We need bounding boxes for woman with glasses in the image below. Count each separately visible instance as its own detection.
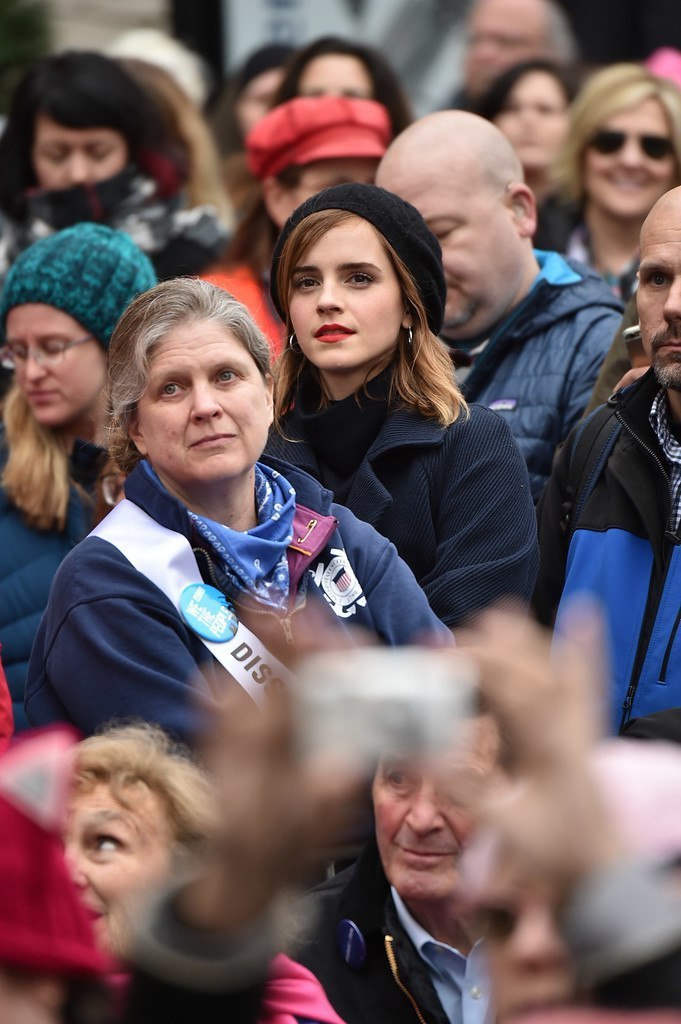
[551,64,681,302]
[0,222,156,731]
[477,60,577,205]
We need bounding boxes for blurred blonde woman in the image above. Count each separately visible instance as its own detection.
[552,63,681,300]
[66,723,216,959]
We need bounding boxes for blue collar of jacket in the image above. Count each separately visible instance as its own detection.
[461,250,623,399]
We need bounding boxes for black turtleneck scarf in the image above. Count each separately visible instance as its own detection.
[287,366,392,505]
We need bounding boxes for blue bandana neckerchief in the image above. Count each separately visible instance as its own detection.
[140,461,296,610]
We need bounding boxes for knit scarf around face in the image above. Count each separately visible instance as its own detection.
[142,460,296,609]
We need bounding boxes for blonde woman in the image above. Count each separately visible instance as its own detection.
[552,63,681,300]
[0,223,155,730]
[267,183,539,627]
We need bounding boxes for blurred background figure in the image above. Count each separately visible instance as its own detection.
[208,42,296,213]
[65,724,215,960]
[210,42,297,152]
[0,50,229,285]
[93,457,127,526]
[106,27,213,108]
[461,607,681,1016]
[272,35,413,139]
[65,721,349,1024]
[206,95,392,355]
[475,59,579,247]
[556,0,681,66]
[646,47,681,89]
[551,63,681,302]
[0,223,156,733]
[0,656,12,752]
[463,737,681,1019]
[0,729,111,1024]
[453,0,578,110]
[119,57,233,229]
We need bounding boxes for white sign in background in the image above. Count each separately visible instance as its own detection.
[222,0,469,115]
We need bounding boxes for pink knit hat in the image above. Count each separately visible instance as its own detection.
[645,48,681,88]
[590,738,681,864]
[0,728,110,975]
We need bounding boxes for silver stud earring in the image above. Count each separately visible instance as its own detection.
[406,326,413,347]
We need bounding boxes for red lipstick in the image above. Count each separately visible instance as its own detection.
[315,323,354,343]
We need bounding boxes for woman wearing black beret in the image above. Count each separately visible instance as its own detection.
[266,182,539,627]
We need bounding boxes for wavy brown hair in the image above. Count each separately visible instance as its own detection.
[273,209,466,429]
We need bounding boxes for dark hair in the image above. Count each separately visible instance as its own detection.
[0,51,170,219]
[273,36,412,137]
[475,59,580,124]
[222,164,303,277]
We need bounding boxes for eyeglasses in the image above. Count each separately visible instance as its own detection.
[101,471,126,508]
[0,334,95,370]
[588,129,675,161]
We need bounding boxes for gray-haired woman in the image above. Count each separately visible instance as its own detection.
[26,278,449,743]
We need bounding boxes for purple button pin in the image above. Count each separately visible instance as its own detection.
[336,919,367,969]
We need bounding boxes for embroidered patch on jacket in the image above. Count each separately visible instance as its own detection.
[489,398,518,412]
[311,547,368,618]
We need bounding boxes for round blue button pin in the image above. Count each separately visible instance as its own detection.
[179,583,239,643]
[336,919,367,969]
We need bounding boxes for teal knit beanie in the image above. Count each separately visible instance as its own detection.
[0,223,157,348]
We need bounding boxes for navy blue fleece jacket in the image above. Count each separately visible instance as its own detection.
[25,458,450,743]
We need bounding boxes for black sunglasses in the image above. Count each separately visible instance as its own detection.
[588,129,675,161]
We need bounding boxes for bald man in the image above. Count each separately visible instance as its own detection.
[377,111,622,500]
[535,185,681,731]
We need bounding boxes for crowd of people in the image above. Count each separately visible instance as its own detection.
[2,1,681,1021]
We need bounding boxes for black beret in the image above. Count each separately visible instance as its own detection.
[270,182,446,335]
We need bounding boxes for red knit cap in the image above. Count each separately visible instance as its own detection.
[246,95,392,180]
[0,730,110,976]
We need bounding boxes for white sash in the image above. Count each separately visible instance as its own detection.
[90,499,295,706]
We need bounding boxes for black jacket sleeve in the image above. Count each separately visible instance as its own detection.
[532,429,575,625]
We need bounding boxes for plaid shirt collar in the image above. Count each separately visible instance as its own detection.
[649,388,681,533]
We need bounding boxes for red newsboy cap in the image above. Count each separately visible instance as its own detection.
[246,95,392,180]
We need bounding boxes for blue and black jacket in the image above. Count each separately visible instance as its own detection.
[461,251,622,502]
[535,369,681,732]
